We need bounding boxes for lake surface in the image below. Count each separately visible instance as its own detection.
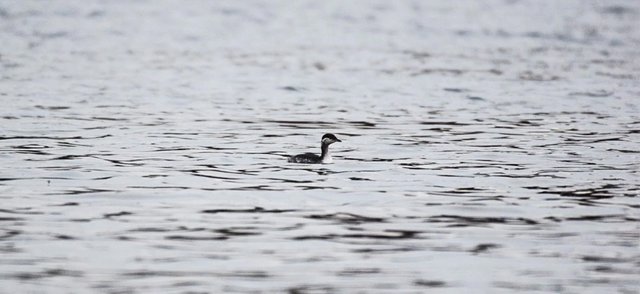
[1,0,639,293]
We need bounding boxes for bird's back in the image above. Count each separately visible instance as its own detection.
[288,153,321,163]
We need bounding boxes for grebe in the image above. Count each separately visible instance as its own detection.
[288,133,342,164]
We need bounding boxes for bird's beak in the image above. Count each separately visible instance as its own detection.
[336,138,342,142]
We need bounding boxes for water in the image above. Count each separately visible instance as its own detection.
[1,0,639,293]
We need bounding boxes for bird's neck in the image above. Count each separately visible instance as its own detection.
[320,143,332,163]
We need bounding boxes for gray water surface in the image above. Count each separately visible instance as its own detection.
[1,0,639,293]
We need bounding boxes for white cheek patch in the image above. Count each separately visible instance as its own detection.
[322,138,332,144]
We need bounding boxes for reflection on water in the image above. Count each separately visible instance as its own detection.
[1,0,639,293]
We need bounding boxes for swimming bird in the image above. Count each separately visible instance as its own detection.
[288,133,342,164]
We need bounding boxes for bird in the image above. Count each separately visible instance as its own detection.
[288,133,342,164]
